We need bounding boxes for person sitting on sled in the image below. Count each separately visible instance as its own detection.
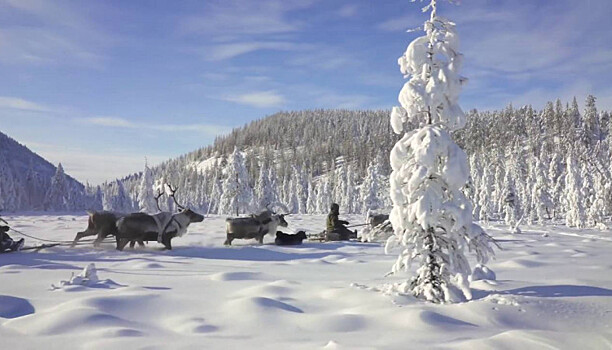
[326,203,357,241]
[0,218,24,253]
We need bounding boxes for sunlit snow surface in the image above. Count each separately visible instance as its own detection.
[1,214,611,349]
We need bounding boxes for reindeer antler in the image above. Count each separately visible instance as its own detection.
[166,183,186,211]
[154,189,164,212]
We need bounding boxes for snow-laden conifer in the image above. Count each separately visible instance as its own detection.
[208,172,223,214]
[565,154,586,228]
[386,0,495,303]
[361,161,384,213]
[531,153,552,223]
[219,148,254,216]
[478,160,493,223]
[316,178,331,214]
[138,162,157,213]
[254,164,276,210]
[43,163,70,211]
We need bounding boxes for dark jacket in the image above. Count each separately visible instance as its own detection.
[326,207,348,232]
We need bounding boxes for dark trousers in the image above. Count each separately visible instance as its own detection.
[326,225,353,241]
[1,227,18,252]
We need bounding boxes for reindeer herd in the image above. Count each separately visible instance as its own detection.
[71,183,296,251]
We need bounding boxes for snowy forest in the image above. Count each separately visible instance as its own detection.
[87,96,610,230]
[1,96,610,230]
[0,131,100,212]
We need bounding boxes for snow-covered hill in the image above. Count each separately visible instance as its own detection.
[1,214,611,349]
[110,100,612,231]
[0,131,98,212]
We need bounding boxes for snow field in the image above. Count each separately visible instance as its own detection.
[0,214,611,349]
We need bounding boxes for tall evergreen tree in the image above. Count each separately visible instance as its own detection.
[138,162,157,213]
[386,0,494,303]
[565,154,586,228]
[219,148,254,216]
[43,163,69,211]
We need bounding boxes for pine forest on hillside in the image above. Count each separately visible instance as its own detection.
[1,96,610,230]
[92,96,612,231]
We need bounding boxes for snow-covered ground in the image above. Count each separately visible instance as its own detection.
[1,214,611,349]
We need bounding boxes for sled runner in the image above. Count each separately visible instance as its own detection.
[0,243,60,253]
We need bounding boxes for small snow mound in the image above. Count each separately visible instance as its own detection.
[484,294,520,307]
[51,264,119,290]
[53,263,98,288]
[324,340,340,349]
[595,223,608,230]
[470,264,496,282]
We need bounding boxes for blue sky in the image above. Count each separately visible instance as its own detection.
[1,0,611,184]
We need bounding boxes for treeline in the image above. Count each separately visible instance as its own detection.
[101,96,611,228]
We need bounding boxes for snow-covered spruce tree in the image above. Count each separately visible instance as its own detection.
[316,178,332,214]
[208,172,223,214]
[548,152,563,220]
[564,153,586,228]
[502,159,519,228]
[43,163,70,211]
[361,161,384,213]
[306,176,317,214]
[219,148,254,216]
[0,150,17,211]
[287,166,300,213]
[254,164,275,210]
[386,0,495,303]
[531,153,552,223]
[138,162,157,213]
[344,164,356,214]
[478,159,493,224]
[294,166,309,214]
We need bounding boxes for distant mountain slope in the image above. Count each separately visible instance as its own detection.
[108,98,612,229]
[113,109,395,213]
[0,131,97,211]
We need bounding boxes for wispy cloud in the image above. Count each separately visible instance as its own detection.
[80,117,232,136]
[0,1,110,67]
[287,46,352,71]
[0,96,54,113]
[205,41,306,61]
[84,117,134,128]
[224,91,286,108]
[338,4,359,18]
[178,0,316,36]
[377,14,423,32]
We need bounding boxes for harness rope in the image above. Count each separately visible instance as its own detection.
[6,227,114,246]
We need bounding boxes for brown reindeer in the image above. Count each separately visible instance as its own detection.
[115,184,204,251]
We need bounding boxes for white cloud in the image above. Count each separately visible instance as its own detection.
[149,124,232,135]
[338,4,359,18]
[0,1,110,67]
[224,91,286,108]
[79,117,232,137]
[377,14,423,32]
[0,96,53,113]
[287,47,352,71]
[84,117,135,128]
[206,41,305,61]
[179,0,316,36]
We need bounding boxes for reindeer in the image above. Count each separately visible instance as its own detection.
[72,189,165,247]
[115,184,204,251]
[224,209,289,245]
